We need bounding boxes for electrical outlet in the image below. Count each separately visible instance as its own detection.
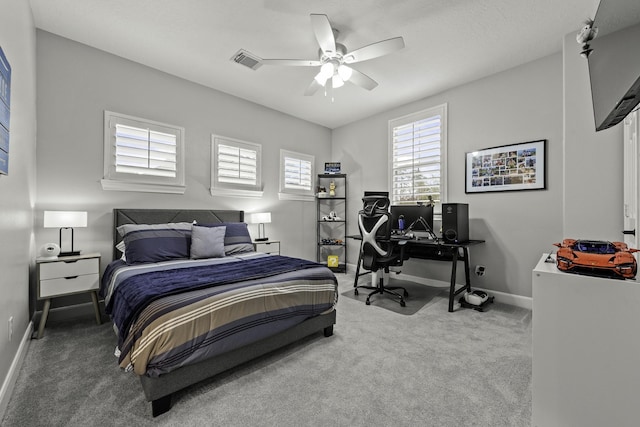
[475,265,486,276]
[8,316,13,342]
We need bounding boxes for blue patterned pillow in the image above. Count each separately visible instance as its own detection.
[198,222,254,255]
[118,222,192,264]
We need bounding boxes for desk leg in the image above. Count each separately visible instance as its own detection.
[462,247,472,292]
[37,298,51,339]
[449,249,459,312]
[90,291,102,325]
[449,247,473,312]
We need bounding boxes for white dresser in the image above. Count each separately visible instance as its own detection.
[532,254,640,427]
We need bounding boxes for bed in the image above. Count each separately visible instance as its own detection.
[100,208,338,416]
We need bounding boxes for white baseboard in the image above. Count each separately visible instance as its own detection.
[0,321,33,421]
[346,263,532,311]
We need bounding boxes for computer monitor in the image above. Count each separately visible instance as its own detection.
[390,204,434,234]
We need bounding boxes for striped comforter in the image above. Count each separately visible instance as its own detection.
[100,252,338,377]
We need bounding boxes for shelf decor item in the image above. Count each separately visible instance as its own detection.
[43,210,88,256]
[465,139,546,193]
[329,180,336,196]
[327,255,339,268]
[324,162,341,174]
[39,242,60,259]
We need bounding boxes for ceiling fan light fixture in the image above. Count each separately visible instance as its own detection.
[337,65,352,82]
[320,62,335,78]
[257,13,405,95]
[332,74,345,88]
[314,71,329,86]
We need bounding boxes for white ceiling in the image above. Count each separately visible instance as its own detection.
[29,0,600,129]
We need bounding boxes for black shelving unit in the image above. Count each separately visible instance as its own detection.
[316,173,347,273]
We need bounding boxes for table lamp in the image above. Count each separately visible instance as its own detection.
[44,210,87,256]
[249,212,271,241]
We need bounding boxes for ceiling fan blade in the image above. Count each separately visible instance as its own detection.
[261,59,322,66]
[304,79,322,96]
[344,37,405,64]
[310,14,336,56]
[347,68,378,91]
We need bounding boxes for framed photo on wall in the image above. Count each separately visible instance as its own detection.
[465,139,546,193]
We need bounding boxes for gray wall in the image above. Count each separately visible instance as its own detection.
[562,32,623,238]
[0,0,37,413]
[334,53,563,299]
[34,30,332,298]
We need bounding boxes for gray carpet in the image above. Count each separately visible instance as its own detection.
[2,274,532,426]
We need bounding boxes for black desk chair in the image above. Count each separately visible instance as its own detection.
[354,196,408,307]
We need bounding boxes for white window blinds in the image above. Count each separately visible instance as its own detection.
[279,149,315,201]
[216,143,258,186]
[390,104,447,207]
[102,111,185,194]
[210,135,262,197]
[283,156,312,191]
[115,124,177,177]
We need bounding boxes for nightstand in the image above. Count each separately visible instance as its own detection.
[36,252,102,339]
[253,240,280,255]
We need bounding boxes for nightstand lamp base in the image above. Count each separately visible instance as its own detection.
[59,250,81,257]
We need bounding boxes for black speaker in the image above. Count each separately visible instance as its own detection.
[442,203,469,243]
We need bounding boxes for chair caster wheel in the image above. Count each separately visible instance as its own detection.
[365,300,371,305]
[404,290,409,297]
[354,289,359,296]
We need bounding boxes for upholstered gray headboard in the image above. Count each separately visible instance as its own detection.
[112,208,244,260]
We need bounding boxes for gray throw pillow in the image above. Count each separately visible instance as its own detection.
[190,225,226,259]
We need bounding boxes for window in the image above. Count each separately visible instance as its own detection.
[102,111,185,193]
[279,149,315,201]
[389,104,447,212]
[211,135,263,198]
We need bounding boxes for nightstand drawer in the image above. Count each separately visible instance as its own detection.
[39,258,99,280]
[39,273,99,298]
[254,241,280,255]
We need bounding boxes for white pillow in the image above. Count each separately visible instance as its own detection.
[190,225,226,259]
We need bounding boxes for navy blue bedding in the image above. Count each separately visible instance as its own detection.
[104,255,329,349]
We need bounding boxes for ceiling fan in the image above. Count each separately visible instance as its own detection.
[260,14,405,95]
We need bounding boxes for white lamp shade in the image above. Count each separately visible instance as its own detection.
[314,71,329,86]
[249,212,271,224]
[44,211,88,228]
[332,74,344,88]
[337,65,353,81]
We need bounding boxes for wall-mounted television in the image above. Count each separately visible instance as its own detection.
[587,0,640,131]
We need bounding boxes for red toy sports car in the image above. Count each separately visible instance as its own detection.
[553,239,638,279]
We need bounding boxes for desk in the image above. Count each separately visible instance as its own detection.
[347,235,485,312]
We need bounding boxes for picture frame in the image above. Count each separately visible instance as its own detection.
[324,162,341,174]
[0,46,11,176]
[465,139,546,193]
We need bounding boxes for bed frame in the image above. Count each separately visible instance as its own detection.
[111,209,336,417]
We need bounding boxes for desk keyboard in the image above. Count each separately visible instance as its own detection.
[395,235,414,240]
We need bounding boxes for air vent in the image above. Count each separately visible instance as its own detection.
[231,49,262,70]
